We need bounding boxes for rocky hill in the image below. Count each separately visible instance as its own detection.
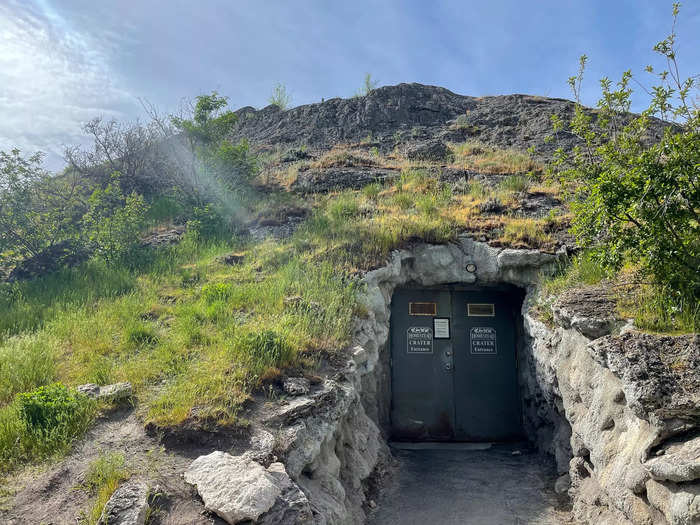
[230,83,664,160]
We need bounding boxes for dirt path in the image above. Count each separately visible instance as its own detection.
[0,408,230,525]
[368,443,573,525]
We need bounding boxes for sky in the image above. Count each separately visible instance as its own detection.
[1,0,699,171]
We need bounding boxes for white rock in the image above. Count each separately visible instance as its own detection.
[184,451,283,524]
[98,480,149,525]
[77,382,133,401]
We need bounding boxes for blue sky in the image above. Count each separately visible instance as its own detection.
[1,0,698,169]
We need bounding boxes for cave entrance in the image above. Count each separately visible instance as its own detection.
[390,284,524,441]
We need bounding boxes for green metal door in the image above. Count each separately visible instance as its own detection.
[390,287,522,441]
[451,290,522,440]
[390,288,455,440]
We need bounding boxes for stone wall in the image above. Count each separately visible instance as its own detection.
[523,298,699,524]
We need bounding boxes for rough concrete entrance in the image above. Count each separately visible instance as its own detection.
[368,444,571,525]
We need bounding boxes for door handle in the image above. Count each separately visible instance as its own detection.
[445,363,453,371]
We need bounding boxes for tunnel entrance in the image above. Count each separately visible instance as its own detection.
[389,284,525,441]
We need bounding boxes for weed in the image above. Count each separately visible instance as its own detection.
[362,182,382,200]
[499,174,531,193]
[451,142,543,175]
[81,452,130,525]
[500,219,552,248]
[201,282,234,303]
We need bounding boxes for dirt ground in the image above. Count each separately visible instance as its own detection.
[0,407,233,525]
[367,443,573,525]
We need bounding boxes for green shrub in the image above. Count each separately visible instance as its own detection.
[0,383,96,472]
[552,6,700,301]
[187,205,235,240]
[82,173,148,265]
[201,282,233,303]
[18,383,91,431]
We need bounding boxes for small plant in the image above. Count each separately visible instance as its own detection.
[355,73,378,97]
[362,182,382,200]
[498,174,531,194]
[239,330,294,378]
[500,219,551,248]
[454,114,470,128]
[82,173,148,265]
[81,452,130,525]
[392,193,414,210]
[466,180,489,198]
[186,205,233,239]
[327,194,360,222]
[201,282,234,303]
[268,83,291,110]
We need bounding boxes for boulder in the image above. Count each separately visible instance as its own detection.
[552,286,618,339]
[7,239,88,282]
[283,377,310,397]
[98,480,149,525]
[403,139,450,161]
[588,333,700,424]
[218,252,245,265]
[140,226,185,248]
[77,382,133,402]
[258,463,313,525]
[645,479,700,525]
[183,451,284,524]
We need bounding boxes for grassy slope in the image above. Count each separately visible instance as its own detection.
[0,140,566,475]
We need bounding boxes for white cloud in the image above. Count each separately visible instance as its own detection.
[0,0,138,170]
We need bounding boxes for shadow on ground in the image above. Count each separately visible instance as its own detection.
[368,443,572,525]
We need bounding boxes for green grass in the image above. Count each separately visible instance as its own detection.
[498,174,532,194]
[0,163,593,476]
[538,253,699,334]
[0,383,96,474]
[80,452,130,525]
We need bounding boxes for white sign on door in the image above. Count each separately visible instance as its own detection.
[433,318,450,339]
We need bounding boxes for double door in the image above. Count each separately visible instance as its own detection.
[390,287,522,441]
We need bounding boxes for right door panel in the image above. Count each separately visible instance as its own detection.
[451,290,523,441]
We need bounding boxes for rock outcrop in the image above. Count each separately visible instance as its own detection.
[524,288,699,525]
[231,83,669,163]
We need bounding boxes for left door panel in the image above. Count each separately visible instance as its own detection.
[390,288,454,441]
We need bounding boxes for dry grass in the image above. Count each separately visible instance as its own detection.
[450,142,544,175]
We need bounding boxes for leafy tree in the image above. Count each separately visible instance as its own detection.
[268,83,291,110]
[81,173,148,264]
[552,3,699,300]
[0,150,84,261]
[171,92,256,225]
